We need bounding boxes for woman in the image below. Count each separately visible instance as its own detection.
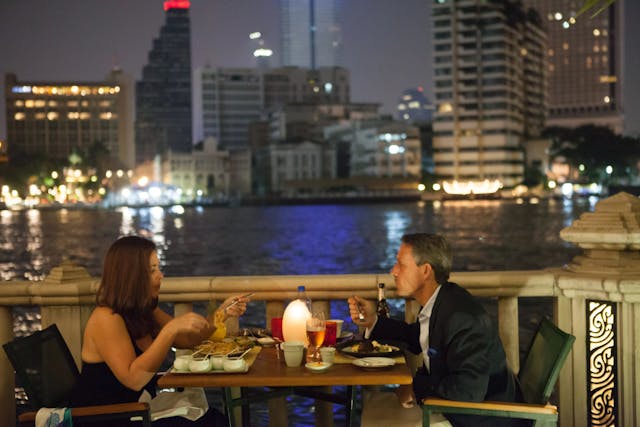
[71,235,249,425]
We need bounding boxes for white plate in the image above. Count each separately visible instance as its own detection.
[305,362,331,373]
[257,337,276,346]
[352,357,396,369]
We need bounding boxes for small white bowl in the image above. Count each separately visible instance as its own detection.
[211,355,225,370]
[189,357,211,373]
[223,357,247,372]
[173,355,191,371]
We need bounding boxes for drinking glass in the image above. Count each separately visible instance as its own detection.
[306,312,326,363]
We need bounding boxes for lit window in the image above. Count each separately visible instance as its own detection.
[593,29,600,36]
[80,112,91,120]
[594,45,600,52]
[48,100,57,107]
[100,100,111,107]
[68,112,80,119]
[14,112,25,120]
[15,100,24,107]
[35,100,46,108]
[554,12,563,20]
[604,96,610,104]
[563,42,569,50]
[35,112,45,120]
[548,49,554,56]
[68,101,79,107]
[100,112,113,120]
[25,100,35,108]
[47,112,58,120]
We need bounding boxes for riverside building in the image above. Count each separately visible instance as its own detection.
[135,0,193,168]
[4,70,134,168]
[432,0,547,193]
[523,0,624,133]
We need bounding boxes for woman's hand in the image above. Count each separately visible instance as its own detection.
[347,295,376,328]
[169,312,210,335]
[219,294,250,320]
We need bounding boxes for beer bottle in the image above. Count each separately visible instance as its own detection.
[376,283,390,318]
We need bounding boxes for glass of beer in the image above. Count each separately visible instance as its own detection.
[306,312,326,363]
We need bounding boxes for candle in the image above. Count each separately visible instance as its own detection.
[282,299,311,345]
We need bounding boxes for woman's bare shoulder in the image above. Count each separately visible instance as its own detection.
[87,306,124,327]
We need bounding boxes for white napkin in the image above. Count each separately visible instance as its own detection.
[144,388,209,421]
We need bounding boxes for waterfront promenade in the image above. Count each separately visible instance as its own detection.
[0,193,639,426]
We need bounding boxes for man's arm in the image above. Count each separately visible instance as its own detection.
[371,316,422,355]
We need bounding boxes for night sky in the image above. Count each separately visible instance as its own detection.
[0,0,638,140]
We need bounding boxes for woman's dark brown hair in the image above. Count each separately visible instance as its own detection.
[97,235,158,339]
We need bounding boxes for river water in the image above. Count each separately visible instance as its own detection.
[1,197,596,424]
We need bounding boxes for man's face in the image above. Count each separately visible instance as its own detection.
[390,243,425,298]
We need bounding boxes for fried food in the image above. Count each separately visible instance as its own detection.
[194,340,238,356]
[347,340,397,354]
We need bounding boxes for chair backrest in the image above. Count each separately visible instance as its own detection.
[518,317,575,405]
[2,324,80,409]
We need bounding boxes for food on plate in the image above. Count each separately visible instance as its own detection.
[194,340,239,356]
[345,340,398,354]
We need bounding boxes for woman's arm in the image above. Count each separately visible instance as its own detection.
[86,307,209,391]
[156,295,250,349]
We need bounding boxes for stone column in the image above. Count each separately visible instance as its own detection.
[39,261,95,368]
[558,192,640,426]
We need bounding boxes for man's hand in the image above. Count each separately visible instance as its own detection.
[395,384,417,408]
[347,295,376,328]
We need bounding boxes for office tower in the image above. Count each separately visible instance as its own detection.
[4,70,134,168]
[397,87,434,124]
[523,0,624,133]
[135,0,192,167]
[249,31,274,70]
[193,66,350,150]
[280,0,342,68]
[431,0,547,191]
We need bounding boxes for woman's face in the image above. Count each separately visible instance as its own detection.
[149,251,163,298]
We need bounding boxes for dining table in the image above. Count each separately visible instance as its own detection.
[157,345,413,427]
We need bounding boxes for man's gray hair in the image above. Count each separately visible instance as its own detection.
[401,233,452,285]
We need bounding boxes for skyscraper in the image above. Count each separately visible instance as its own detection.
[135,0,192,167]
[280,0,342,69]
[432,0,547,191]
[523,0,624,133]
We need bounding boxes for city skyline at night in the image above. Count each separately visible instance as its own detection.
[1,0,639,143]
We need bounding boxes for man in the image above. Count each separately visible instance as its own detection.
[349,233,522,427]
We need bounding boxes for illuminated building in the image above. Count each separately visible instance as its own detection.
[396,87,434,124]
[192,65,350,150]
[431,0,547,191]
[4,69,133,167]
[523,0,624,133]
[135,0,192,166]
[280,0,342,68]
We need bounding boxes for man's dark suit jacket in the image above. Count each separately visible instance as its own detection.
[371,282,524,427]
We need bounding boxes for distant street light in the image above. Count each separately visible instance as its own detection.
[605,165,613,174]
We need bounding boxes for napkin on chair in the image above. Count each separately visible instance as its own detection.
[142,387,209,421]
[35,407,72,427]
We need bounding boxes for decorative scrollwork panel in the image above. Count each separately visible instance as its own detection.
[587,300,617,427]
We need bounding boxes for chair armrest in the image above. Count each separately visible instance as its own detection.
[19,402,150,424]
[422,397,557,422]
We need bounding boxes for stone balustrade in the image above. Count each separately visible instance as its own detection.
[0,192,638,427]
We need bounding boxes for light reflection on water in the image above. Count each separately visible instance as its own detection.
[1,199,594,423]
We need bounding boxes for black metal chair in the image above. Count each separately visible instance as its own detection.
[422,317,575,427]
[3,324,150,426]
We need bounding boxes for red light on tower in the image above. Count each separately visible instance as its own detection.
[163,1,190,11]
